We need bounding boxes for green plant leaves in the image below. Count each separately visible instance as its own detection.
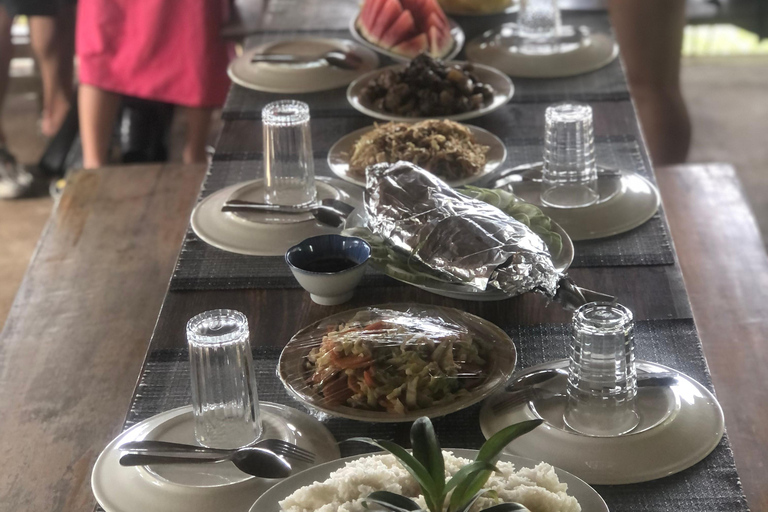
[411,417,446,496]
[348,437,440,512]
[480,504,530,512]
[365,491,424,512]
[444,461,498,495]
[476,419,544,463]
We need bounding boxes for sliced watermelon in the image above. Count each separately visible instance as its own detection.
[391,33,429,59]
[402,0,448,31]
[423,0,450,24]
[368,0,404,43]
[428,24,452,57]
[358,0,387,39]
[426,11,449,34]
[379,10,417,49]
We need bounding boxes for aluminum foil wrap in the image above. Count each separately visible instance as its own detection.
[365,161,562,297]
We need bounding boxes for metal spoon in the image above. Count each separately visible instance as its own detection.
[119,446,292,479]
[222,198,356,228]
[251,50,364,71]
[490,163,622,189]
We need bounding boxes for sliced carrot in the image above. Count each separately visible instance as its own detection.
[363,369,377,387]
[363,320,388,331]
[331,351,373,369]
[322,375,354,405]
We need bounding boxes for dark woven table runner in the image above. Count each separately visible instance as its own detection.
[223,12,626,121]
[171,135,672,290]
[124,318,749,512]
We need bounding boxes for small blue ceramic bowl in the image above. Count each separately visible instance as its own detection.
[285,235,371,305]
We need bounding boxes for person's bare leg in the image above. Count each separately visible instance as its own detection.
[608,0,691,166]
[0,6,14,146]
[182,107,213,164]
[30,11,75,137]
[79,84,120,168]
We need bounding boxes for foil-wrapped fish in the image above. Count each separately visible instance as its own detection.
[365,161,562,298]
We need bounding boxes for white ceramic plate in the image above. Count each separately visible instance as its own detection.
[508,170,661,241]
[349,15,465,63]
[327,123,507,188]
[480,360,725,485]
[440,0,519,16]
[466,26,619,78]
[228,38,379,94]
[91,404,340,512]
[278,303,517,422]
[251,448,608,512]
[347,62,514,122]
[344,210,573,301]
[190,177,363,256]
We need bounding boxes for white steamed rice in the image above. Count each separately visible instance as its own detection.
[279,451,581,512]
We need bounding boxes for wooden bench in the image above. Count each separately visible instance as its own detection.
[0,162,765,510]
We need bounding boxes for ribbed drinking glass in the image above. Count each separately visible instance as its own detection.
[563,302,639,437]
[518,0,561,39]
[262,100,316,207]
[187,309,263,449]
[541,102,599,209]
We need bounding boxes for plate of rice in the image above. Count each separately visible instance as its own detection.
[250,449,608,512]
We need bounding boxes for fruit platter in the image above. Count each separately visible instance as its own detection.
[351,0,465,62]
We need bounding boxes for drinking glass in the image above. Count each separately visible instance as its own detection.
[541,102,599,209]
[187,309,263,449]
[563,302,640,437]
[518,0,561,39]
[262,100,316,207]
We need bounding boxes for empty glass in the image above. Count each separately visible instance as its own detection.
[262,100,316,207]
[518,0,561,40]
[187,309,263,449]
[541,102,599,209]
[563,302,640,437]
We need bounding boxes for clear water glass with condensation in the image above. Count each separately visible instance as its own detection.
[518,0,561,39]
[563,302,640,437]
[262,100,316,207]
[541,102,599,209]
[187,309,263,449]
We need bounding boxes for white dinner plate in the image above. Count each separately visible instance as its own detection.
[228,38,379,94]
[327,123,507,188]
[480,360,725,485]
[507,169,661,241]
[91,404,340,512]
[349,15,465,63]
[251,448,608,512]
[347,62,514,122]
[343,210,573,301]
[190,177,363,256]
[467,25,619,78]
[279,304,517,423]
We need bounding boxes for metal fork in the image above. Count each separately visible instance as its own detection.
[121,439,315,464]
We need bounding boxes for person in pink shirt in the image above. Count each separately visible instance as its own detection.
[76,0,232,168]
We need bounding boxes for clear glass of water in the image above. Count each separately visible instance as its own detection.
[187,309,263,449]
[541,102,599,209]
[518,0,561,39]
[262,100,317,207]
[563,302,640,437]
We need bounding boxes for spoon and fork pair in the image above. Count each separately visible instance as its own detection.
[119,438,315,479]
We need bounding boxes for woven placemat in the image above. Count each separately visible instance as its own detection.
[122,318,749,512]
[172,135,672,291]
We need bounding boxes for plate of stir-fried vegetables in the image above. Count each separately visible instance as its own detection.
[279,304,517,422]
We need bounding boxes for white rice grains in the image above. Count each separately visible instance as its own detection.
[279,451,581,512]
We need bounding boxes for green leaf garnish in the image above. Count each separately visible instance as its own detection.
[365,491,424,512]
[411,417,446,496]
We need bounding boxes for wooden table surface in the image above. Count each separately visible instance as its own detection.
[0,162,765,511]
[0,164,207,512]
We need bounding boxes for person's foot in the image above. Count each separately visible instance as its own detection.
[40,98,72,138]
[0,147,35,199]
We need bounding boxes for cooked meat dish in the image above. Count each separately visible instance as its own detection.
[347,120,489,182]
[360,54,496,117]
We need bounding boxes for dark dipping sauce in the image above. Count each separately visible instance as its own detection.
[302,257,358,273]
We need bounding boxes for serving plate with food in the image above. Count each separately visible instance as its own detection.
[347,55,514,122]
[328,119,507,187]
[351,0,464,62]
[252,416,608,512]
[278,304,517,422]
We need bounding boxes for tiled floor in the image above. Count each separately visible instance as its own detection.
[1,55,767,327]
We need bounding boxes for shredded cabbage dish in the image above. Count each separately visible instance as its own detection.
[305,310,489,414]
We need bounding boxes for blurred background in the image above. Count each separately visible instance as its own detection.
[1,0,766,325]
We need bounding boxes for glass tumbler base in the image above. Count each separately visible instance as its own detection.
[541,184,599,209]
